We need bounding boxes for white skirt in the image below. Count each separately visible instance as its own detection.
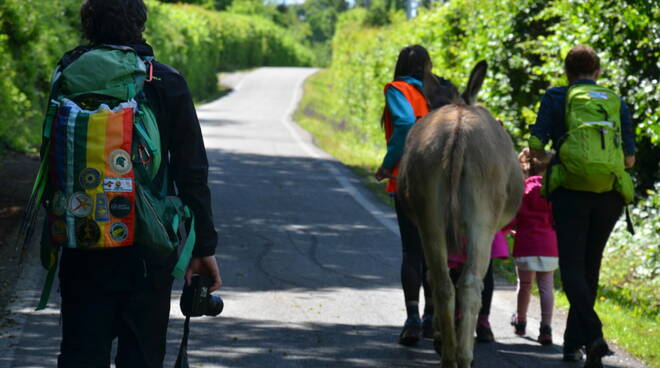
[515,256,559,272]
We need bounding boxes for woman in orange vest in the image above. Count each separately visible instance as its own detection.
[375,44,432,346]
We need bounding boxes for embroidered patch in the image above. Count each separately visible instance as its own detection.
[103,177,133,193]
[51,191,66,216]
[109,195,132,218]
[79,168,101,189]
[95,193,110,222]
[68,192,93,218]
[109,222,129,242]
[76,219,100,247]
[588,91,609,100]
[109,149,132,175]
[51,220,67,243]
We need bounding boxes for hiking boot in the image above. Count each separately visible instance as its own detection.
[422,314,434,339]
[475,321,495,343]
[537,324,553,345]
[584,338,609,368]
[510,314,526,336]
[563,346,584,362]
[398,316,422,346]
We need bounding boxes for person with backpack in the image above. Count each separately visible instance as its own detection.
[25,1,221,366]
[374,45,434,346]
[529,45,635,368]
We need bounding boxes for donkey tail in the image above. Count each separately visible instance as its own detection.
[443,107,467,256]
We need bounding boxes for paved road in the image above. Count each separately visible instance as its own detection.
[0,68,646,368]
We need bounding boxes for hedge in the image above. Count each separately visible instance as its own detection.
[0,0,312,151]
[327,0,659,192]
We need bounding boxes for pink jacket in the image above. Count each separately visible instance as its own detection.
[512,176,558,258]
[448,231,509,267]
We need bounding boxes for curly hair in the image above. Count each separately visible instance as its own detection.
[81,0,147,45]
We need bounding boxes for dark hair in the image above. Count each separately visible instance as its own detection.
[81,0,148,45]
[564,45,600,82]
[393,45,431,81]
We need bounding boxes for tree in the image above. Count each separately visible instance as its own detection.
[303,0,349,42]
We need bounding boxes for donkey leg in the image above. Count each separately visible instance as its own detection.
[418,214,457,367]
[455,226,493,368]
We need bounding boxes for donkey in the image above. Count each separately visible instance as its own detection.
[397,61,523,368]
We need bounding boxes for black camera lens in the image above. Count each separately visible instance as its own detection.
[205,294,224,317]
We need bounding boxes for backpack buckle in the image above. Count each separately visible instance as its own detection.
[145,60,154,82]
[137,144,152,165]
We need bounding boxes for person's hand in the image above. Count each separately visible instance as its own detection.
[374,166,394,181]
[624,155,635,169]
[185,256,222,292]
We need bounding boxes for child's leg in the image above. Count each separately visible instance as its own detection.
[536,271,555,326]
[516,269,535,321]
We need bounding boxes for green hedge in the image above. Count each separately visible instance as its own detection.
[327,0,659,192]
[0,0,312,151]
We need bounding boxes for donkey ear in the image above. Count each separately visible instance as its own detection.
[461,60,488,105]
[423,73,440,107]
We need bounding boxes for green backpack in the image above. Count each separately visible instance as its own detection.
[544,84,634,203]
[20,45,196,309]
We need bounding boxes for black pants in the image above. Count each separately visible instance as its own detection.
[394,196,432,308]
[552,189,623,349]
[57,249,174,368]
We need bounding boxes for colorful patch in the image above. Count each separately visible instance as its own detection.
[109,149,132,175]
[109,195,132,218]
[95,193,110,222]
[588,91,609,100]
[79,168,101,189]
[51,191,67,216]
[103,177,133,193]
[109,222,129,242]
[51,220,67,243]
[75,219,100,247]
[68,192,93,218]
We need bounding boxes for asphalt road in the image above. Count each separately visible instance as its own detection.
[0,68,647,368]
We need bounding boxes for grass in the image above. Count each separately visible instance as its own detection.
[294,68,659,367]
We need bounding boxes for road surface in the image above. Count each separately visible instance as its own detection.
[0,67,646,368]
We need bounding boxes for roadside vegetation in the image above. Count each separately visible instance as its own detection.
[295,0,659,365]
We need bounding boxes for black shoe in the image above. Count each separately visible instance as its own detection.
[563,346,584,362]
[584,338,609,368]
[537,324,553,346]
[475,322,494,343]
[398,317,422,346]
[422,314,433,339]
[510,314,526,336]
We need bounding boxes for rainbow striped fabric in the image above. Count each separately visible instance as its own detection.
[48,98,137,249]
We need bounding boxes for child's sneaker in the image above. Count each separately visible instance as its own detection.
[510,313,526,336]
[475,317,494,343]
[537,324,552,345]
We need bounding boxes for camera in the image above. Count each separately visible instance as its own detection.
[180,274,224,317]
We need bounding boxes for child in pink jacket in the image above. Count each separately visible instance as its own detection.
[510,148,558,345]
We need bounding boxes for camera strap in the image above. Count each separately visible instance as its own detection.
[174,315,191,368]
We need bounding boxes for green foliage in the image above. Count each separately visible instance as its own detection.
[0,0,311,151]
[0,0,80,151]
[602,183,660,317]
[326,0,659,193]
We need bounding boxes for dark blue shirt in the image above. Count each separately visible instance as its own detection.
[529,79,635,155]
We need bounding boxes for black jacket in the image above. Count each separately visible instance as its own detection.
[58,43,217,292]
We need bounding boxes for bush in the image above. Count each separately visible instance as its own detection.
[326,0,659,194]
[0,0,312,151]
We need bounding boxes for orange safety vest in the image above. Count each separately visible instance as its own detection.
[382,80,429,193]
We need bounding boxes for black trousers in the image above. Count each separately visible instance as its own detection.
[552,189,623,349]
[394,196,432,308]
[57,249,174,368]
